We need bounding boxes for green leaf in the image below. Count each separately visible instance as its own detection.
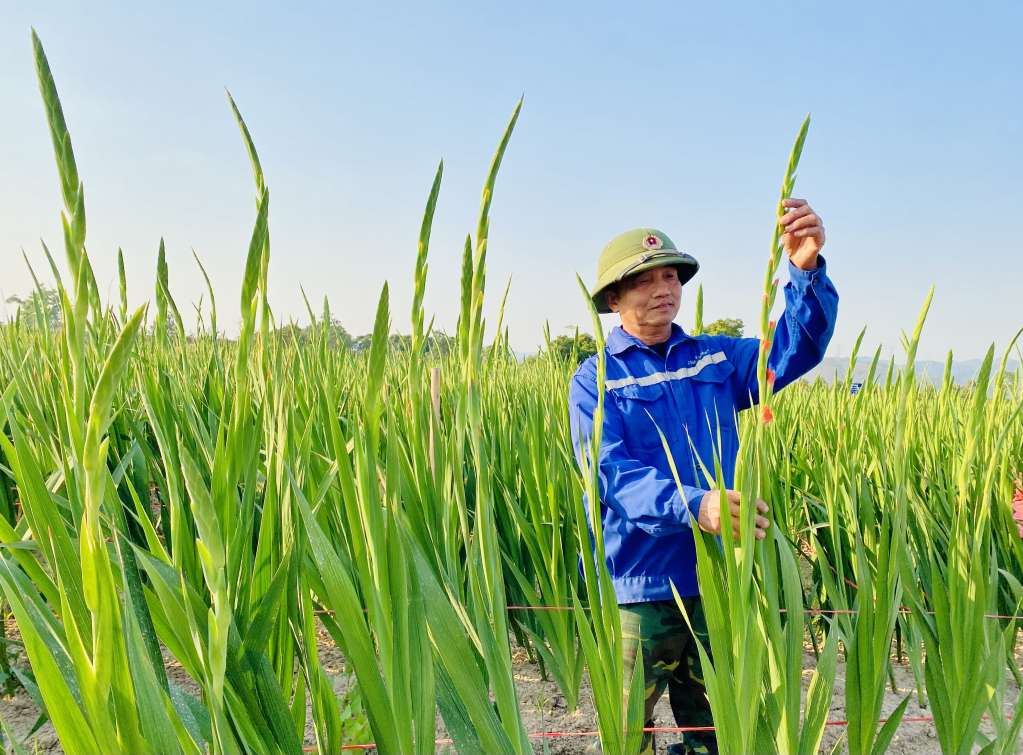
[435,661,485,755]
[798,627,838,755]
[226,89,265,195]
[365,282,391,415]
[476,97,522,247]
[250,651,304,755]
[288,467,401,755]
[0,716,30,755]
[870,693,912,755]
[0,560,98,755]
[411,545,514,755]
[244,555,290,658]
[31,29,80,214]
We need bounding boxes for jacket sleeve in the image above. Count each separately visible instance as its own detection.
[727,255,838,410]
[569,361,707,536]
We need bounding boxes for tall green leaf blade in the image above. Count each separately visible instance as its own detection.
[0,560,98,755]
[411,546,514,755]
[31,30,80,216]
[288,468,400,754]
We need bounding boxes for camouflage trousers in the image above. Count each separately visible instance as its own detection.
[622,597,716,755]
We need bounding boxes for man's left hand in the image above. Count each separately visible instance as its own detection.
[779,198,825,271]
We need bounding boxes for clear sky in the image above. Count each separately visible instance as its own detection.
[1,1,1020,361]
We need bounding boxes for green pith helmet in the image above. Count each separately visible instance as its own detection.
[590,228,700,314]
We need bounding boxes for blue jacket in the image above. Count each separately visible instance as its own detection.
[569,258,838,604]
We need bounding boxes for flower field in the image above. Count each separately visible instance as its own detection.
[1,31,1023,755]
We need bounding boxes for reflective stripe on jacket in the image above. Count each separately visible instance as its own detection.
[569,257,838,603]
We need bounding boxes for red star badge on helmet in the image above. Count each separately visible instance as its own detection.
[641,234,662,251]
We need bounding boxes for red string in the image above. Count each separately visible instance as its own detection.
[302,604,1021,751]
[312,606,1023,620]
[307,715,983,751]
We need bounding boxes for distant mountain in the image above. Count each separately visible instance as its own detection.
[803,357,1021,385]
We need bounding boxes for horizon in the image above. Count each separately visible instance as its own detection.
[1,2,1020,361]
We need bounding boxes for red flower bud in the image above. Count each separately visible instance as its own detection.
[762,406,773,425]
[766,369,776,387]
[773,278,779,287]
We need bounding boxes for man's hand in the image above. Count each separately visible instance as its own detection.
[779,198,825,271]
[697,489,770,540]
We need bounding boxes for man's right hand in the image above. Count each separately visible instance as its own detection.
[697,489,771,540]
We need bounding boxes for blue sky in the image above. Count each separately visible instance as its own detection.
[1,1,1020,361]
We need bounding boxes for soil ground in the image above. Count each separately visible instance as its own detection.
[0,616,1018,754]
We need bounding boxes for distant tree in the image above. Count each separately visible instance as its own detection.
[426,332,456,357]
[275,317,351,350]
[349,333,374,353]
[345,331,456,356]
[148,314,180,341]
[549,332,598,364]
[704,317,744,338]
[321,318,351,349]
[6,284,61,331]
[389,334,412,353]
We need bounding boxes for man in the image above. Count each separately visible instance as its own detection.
[570,199,837,755]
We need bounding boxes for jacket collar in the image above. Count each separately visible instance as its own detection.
[606,322,691,356]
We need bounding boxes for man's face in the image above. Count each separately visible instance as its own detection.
[604,265,682,333]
